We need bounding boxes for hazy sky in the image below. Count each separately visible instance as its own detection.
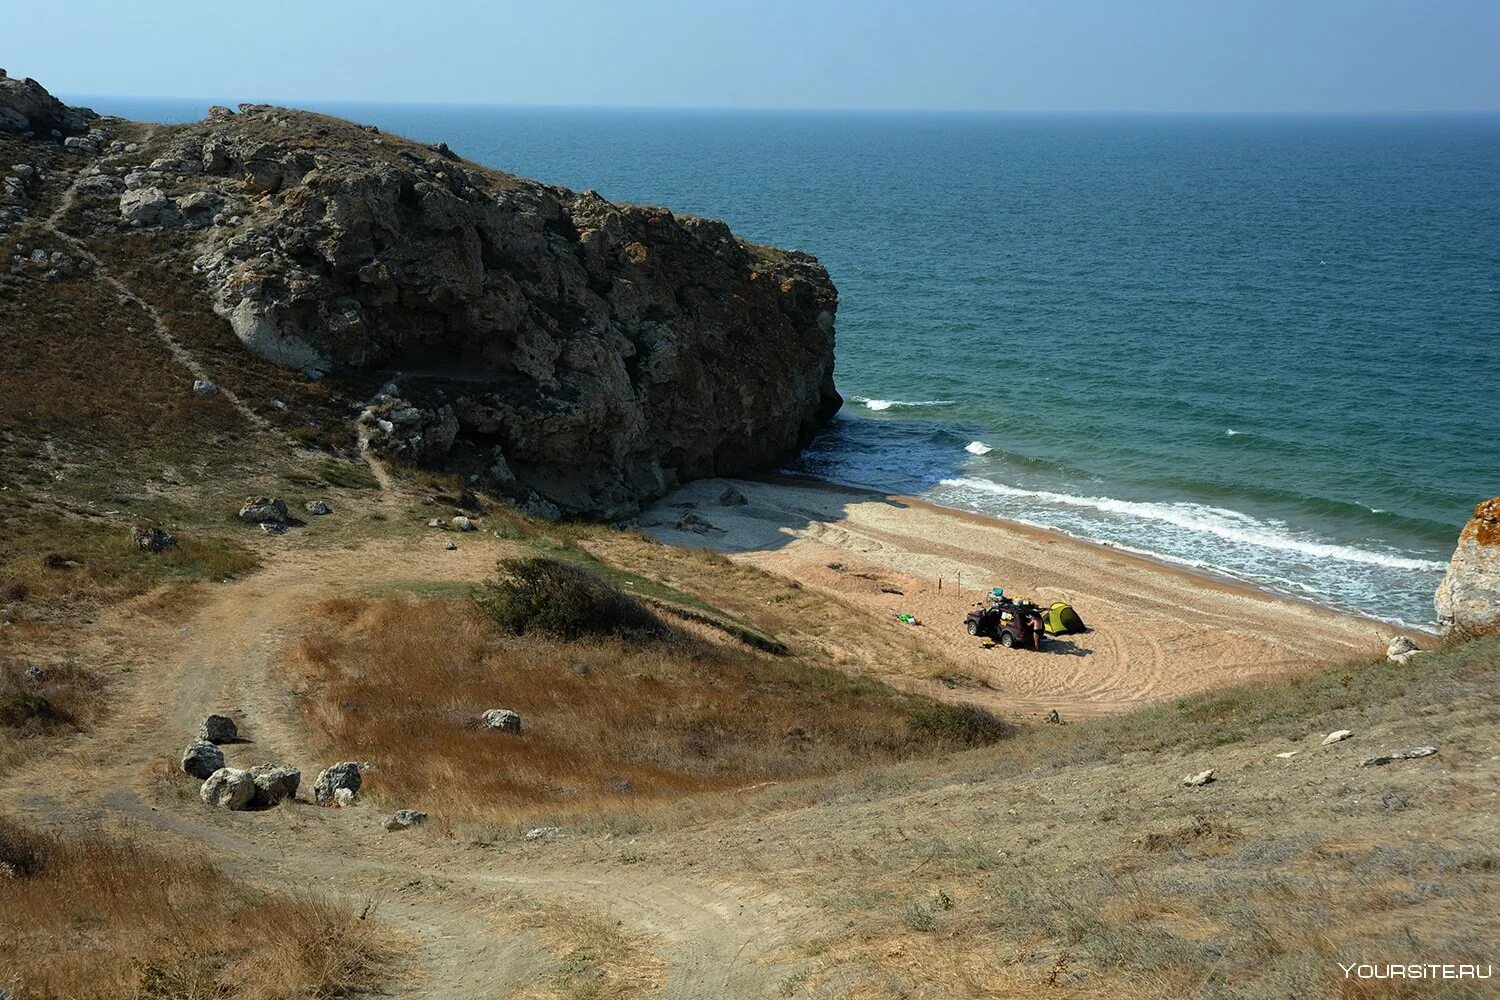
[12,0,1500,112]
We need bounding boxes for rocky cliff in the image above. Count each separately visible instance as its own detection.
[1436,497,1500,635]
[2,75,840,519]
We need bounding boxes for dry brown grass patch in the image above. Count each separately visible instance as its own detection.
[0,818,391,999]
[281,595,1008,825]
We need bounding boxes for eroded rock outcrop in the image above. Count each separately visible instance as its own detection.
[1435,497,1500,635]
[0,69,95,136]
[2,77,840,519]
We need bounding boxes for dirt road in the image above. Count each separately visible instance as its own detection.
[0,537,810,999]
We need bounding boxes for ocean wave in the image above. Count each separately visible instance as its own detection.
[849,396,956,412]
[937,477,1447,572]
[964,441,994,455]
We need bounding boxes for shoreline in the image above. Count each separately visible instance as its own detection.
[642,473,1406,718]
[753,471,1438,636]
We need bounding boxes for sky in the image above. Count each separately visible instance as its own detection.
[10,0,1500,112]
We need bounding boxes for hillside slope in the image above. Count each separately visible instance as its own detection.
[1,73,840,519]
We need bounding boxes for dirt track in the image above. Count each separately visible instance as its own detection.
[641,477,1396,719]
[0,538,811,999]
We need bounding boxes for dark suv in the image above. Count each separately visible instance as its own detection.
[964,596,1045,649]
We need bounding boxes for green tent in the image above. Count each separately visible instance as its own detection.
[1042,602,1086,635]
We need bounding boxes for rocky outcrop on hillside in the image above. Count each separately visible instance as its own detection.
[1435,497,1500,635]
[1,77,840,518]
[0,69,95,136]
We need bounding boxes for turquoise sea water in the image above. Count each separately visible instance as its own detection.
[79,96,1500,625]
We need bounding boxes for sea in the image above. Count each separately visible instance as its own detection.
[73,95,1500,627]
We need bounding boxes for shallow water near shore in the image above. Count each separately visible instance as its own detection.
[78,95,1500,625]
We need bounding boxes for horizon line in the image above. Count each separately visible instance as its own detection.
[58,90,1500,118]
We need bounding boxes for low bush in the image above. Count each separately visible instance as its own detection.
[908,702,1016,746]
[477,556,666,640]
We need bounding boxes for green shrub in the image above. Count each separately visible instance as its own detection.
[476,557,666,641]
[0,694,62,727]
[908,702,1015,746]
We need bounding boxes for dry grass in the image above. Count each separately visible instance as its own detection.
[508,899,666,1000]
[280,595,1010,826]
[0,818,391,1000]
[707,636,1500,999]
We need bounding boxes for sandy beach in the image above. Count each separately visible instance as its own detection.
[641,476,1399,719]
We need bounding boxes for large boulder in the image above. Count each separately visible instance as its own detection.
[181,740,225,779]
[313,761,363,806]
[249,764,300,806]
[238,496,289,524]
[1436,498,1500,635]
[199,713,237,743]
[200,767,256,809]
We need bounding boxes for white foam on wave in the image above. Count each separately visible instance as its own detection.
[850,396,956,412]
[937,477,1446,572]
[965,441,994,455]
[1225,428,1241,436]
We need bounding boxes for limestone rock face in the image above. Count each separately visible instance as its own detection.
[4,77,842,518]
[1436,498,1500,635]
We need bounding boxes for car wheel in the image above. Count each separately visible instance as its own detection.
[999,631,1016,648]
[965,620,978,636]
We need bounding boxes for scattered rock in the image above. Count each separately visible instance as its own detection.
[444,541,458,550]
[305,500,332,515]
[719,485,748,506]
[385,809,427,831]
[524,826,563,841]
[181,740,225,779]
[249,764,301,805]
[1182,769,1215,787]
[22,665,44,682]
[238,496,289,524]
[1435,497,1500,635]
[1362,746,1437,767]
[333,786,356,807]
[313,761,363,805]
[677,512,717,534]
[1321,730,1354,746]
[1045,709,1062,725]
[192,378,219,396]
[200,767,256,809]
[119,186,178,227]
[130,524,177,553]
[261,521,290,535]
[451,515,476,532]
[199,713,238,744]
[1387,635,1424,664]
[1274,751,1299,759]
[481,708,522,733]
[427,518,447,528]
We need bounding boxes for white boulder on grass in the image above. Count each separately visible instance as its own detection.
[313,761,363,806]
[481,709,522,734]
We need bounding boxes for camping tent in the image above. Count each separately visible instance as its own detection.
[1042,602,1086,635]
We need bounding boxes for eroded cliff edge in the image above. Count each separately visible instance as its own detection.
[2,74,840,519]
